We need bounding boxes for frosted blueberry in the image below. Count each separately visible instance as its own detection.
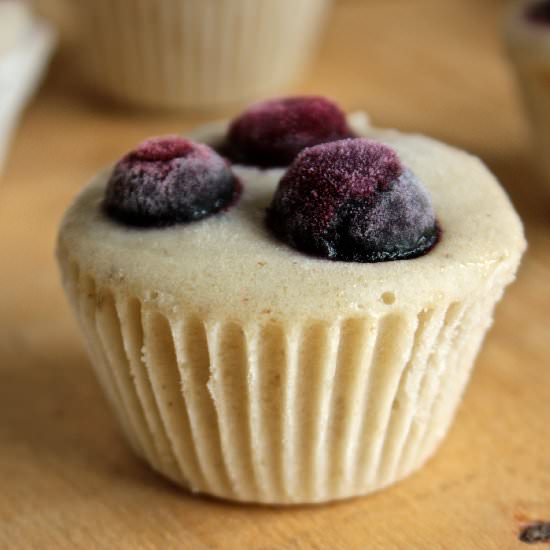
[267,138,439,262]
[104,136,240,227]
[225,96,353,167]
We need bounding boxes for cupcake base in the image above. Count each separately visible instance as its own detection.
[58,251,506,504]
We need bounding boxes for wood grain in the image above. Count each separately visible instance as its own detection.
[1,0,549,548]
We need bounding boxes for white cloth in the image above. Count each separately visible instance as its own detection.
[0,3,56,176]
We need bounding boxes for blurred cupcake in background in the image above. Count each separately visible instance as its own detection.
[28,0,74,45]
[0,0,55,176]
[505,0,550,190]
[35,0,333,111]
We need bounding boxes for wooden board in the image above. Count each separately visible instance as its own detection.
[1,0,549,548]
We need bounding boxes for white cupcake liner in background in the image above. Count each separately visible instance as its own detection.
[0,3,55,176]
[504,0,550,190]
[70,0,332,110]
[58,252,509,504]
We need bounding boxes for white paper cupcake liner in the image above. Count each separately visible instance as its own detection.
[58,253,507,504]
[504,0,550,189]
[71,0,331,109]
[510,63,550,188]
[0,7,55,177]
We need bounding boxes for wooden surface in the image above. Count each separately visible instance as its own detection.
[1,1,549,548]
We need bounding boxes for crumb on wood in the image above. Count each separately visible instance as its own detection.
[519,522,550,544]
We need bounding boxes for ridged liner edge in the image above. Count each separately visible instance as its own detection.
[60,256,503,504]
[76,0,331,108]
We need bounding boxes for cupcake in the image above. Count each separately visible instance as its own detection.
[57,97,525,504]
[0,1,56,177]
[66,0,332,110]
[504,0,550,189]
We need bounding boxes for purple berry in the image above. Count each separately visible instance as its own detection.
[225,96,353,167]
[526,1,550,24]
[104,136,240,227]
[267,138,439,262]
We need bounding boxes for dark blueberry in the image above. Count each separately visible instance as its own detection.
[104,136,240,227]
[225,96,353,168]
[526,1,550,25]
[267,138,439,263]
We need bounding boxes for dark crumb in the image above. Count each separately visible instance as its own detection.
[526,1,550,25]
[225,96,353,168]
[267,138,439,263]
[104,136,240,227]
[519,522,550,544]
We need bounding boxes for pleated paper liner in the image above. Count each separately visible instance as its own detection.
[504,0,550,191]
[58,252,506,504]
[72,0,331,110]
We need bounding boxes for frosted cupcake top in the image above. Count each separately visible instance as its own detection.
[104,96,438,263]
[59,106,525,321]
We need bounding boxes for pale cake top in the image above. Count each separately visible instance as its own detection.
[58,115,526,322]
